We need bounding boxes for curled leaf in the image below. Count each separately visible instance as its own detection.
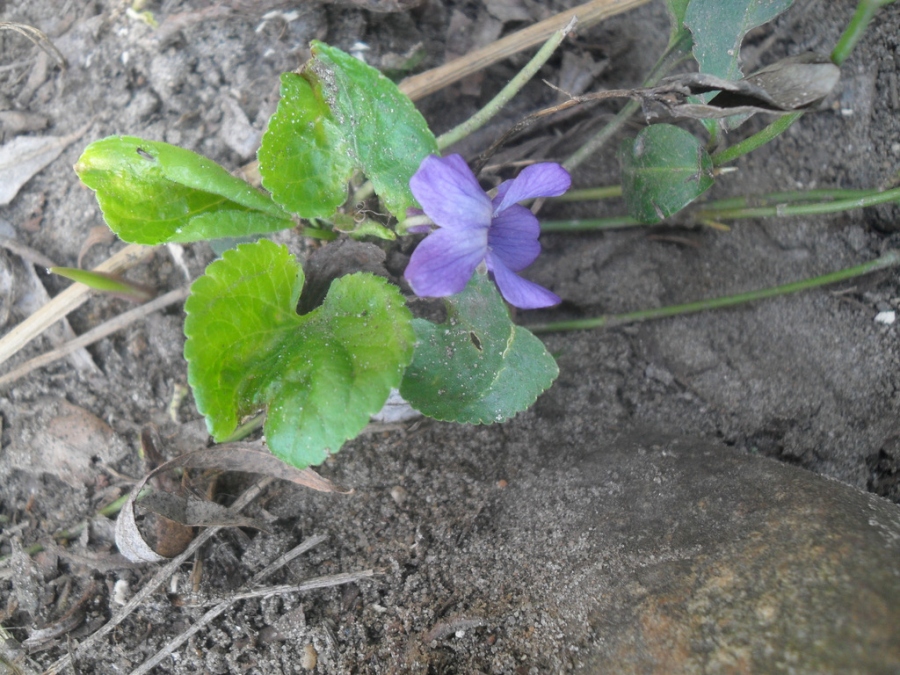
[116,442,341,563]
[643,53,839,120]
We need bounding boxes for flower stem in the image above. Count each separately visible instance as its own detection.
[528,250,900,333]
[436,18,576,151]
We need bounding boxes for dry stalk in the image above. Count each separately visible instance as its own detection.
[43,477,274,675]
[0,287,189,388]
[132,569,374,675]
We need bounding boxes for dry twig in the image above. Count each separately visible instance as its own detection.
[44,477,274,675]
[398,0,650,100]
[0,287,189,388]
[133,568,374,675]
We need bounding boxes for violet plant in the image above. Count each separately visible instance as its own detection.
[74,41,562,470]
[70,0,897,471]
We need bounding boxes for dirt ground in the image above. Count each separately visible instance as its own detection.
[1,0,899,672]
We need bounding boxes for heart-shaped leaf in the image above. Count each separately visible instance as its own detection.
[184,239,414,468]
[399,273,558,424]
[75,136,293,245]
[258,42,438,222]
[620,124,714,223]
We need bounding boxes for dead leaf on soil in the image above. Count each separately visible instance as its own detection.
[0,123,89,205]
[643,53,840,120]
[138,491,270,532]
[116,442,344,563]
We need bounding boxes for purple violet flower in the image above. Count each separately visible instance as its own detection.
[404,154,570,309]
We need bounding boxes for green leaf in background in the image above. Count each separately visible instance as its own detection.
[184,239,414,468]
[258,73,356,218]
[258,42,438,222]
[620,124,714,223]
[49,267,152,301]
[399,273,558,424]
[684,0,795,83]
[309,41,438,220]
[666,0,692,48]
[75,136,293,245]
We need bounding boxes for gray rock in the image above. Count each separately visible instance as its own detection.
[482,433,900,674]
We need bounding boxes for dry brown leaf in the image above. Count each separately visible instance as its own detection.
[645,53,840,120]
[0,123,89,205]
[138,491,270,532]
[116,443,343,563]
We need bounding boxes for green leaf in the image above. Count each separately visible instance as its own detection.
[258,73,356,218]
[258,43,438,221]
[309,42,438,219]
[399,273,558,424]
[184,239,414,468]
[75,136,293,245]
[49,267,151,301]
[684,0,794,83]
[620,124,714,223]
[666,0,692,48]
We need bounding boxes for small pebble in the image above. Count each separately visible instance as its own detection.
[874,310,895,325]
[112,579,130,605]
[301,644,317,669]
[390,486,407,506]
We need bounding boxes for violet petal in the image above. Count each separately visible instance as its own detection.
[487,253,561,309]
[404,226,488,298]
[410,154,493,231]
[488,204,541,272]
[495,163,572,213]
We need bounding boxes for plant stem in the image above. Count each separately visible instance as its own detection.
[695,185,900,221]
[541,215,642,231]
[711,112,801,167]
[528,250,900,334]
[563,34,692,172]
[697,187,885,210]
[219,412,266,443]
[541,186,896,231]
[551,185,623,202]
[831,0,896,67]
[436,18,575,150]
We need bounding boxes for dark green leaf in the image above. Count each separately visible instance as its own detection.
[620,124,714,223]
[75,136,293,245]
[258,73,356,218]
[184,239,414,468]
[684,0,794,83]
[399,273,558,424]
